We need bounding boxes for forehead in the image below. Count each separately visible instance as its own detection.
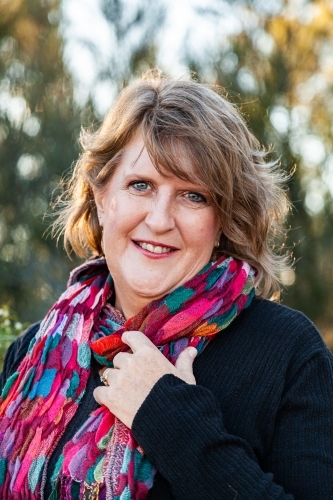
[120,137,147,170]
[120,133,205,186]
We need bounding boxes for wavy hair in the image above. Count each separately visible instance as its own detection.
[53,69,291,298]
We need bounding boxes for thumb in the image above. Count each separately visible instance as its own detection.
[175,347,197,384]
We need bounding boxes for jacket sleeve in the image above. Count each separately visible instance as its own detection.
[0,322,40,393]
[132,352,333,499]
[262,351,333,499]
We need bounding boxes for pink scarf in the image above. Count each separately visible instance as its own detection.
[0,256,255,499]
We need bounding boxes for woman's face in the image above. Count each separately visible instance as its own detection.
[95,135,221,318]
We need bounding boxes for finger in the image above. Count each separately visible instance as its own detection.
[175,347,197,379]
[100,367,114,386]
[121,330,156,352]
[93,385,108,405]
[113,352,132,369]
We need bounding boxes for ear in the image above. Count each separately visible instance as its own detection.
[92,187,105,226]
[215,227,223,247]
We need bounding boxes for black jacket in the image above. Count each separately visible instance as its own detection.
[1,298,333,499]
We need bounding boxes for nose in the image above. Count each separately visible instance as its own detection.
[145,193,176,234]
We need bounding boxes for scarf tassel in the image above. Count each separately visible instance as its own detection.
[47,481,59,500]
[82,481,100,500]
[47,478,101,500]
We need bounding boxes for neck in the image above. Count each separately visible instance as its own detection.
[114,288,152,320]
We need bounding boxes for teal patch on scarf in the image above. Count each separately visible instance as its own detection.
[1,372,19,399]
[134,449,153,484]
[51,455,63,484]
[120,446,132,474]
[104,319,121,332]
[94,352,114,368]
[71,480,80,498]
[205,264,228,289]
[22,368,36,399]
[50,332,62,350]
[197,261,211,275]
[86,465,96,484]
[165,287,194,314]
[47,483,60,500]
[75,389,86,403]
[66,371,80,399]
[77,343,91,368]
[119,485,131,500]
[41,334,54,364]
[214,304,237,329]
[27,335,37,353]
[0,458,6,485]
[28,456,46,493]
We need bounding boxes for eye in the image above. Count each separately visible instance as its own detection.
[185,191,207,203]
[129,180,151,192]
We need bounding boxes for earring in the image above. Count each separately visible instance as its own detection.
[214,240,220,248]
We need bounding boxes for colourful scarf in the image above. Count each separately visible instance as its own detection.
[0,256,255,499]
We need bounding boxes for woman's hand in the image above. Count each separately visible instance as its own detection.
[93,330,197,429]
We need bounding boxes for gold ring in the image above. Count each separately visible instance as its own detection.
[100,368,112,386]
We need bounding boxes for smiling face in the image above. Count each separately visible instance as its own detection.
[94,135,221,319]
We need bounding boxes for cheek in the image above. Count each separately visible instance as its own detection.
[185,216,219,258]
[103,201,134,235]
[195,212,220,240]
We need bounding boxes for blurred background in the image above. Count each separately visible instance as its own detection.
[0,0,333,359]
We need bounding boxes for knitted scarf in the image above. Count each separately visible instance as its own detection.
[0,256,255,499]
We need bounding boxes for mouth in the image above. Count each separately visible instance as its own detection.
[134,240,177,255]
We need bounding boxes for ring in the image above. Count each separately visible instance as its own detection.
[100,368,112,386]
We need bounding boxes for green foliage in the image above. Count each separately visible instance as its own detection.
[0,0,163,325]
[0,0,83,322]
[0,305,27,370]
[0,0,332,348]
[186,0,333,330]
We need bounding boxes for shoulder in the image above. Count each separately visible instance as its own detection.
[201,297,332,380]
[0,321,41,392]
[251,298,333,376]
[243,298,329,354]
[244,297,318,328]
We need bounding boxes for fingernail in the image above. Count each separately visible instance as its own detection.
[188,347,197,359]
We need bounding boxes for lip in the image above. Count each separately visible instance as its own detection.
[132,239,179,259]
[133,239,179,250]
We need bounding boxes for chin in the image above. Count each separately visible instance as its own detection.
[138,288,170,300]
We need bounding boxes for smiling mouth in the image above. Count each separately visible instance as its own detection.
[134,241,175,254]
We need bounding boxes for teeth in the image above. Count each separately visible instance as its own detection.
[137,242,172,254]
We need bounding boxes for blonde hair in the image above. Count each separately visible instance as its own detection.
[54,69,290,298]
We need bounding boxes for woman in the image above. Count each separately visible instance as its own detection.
[0,71,332,500]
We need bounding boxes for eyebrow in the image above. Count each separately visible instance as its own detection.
[124,171,209,193]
